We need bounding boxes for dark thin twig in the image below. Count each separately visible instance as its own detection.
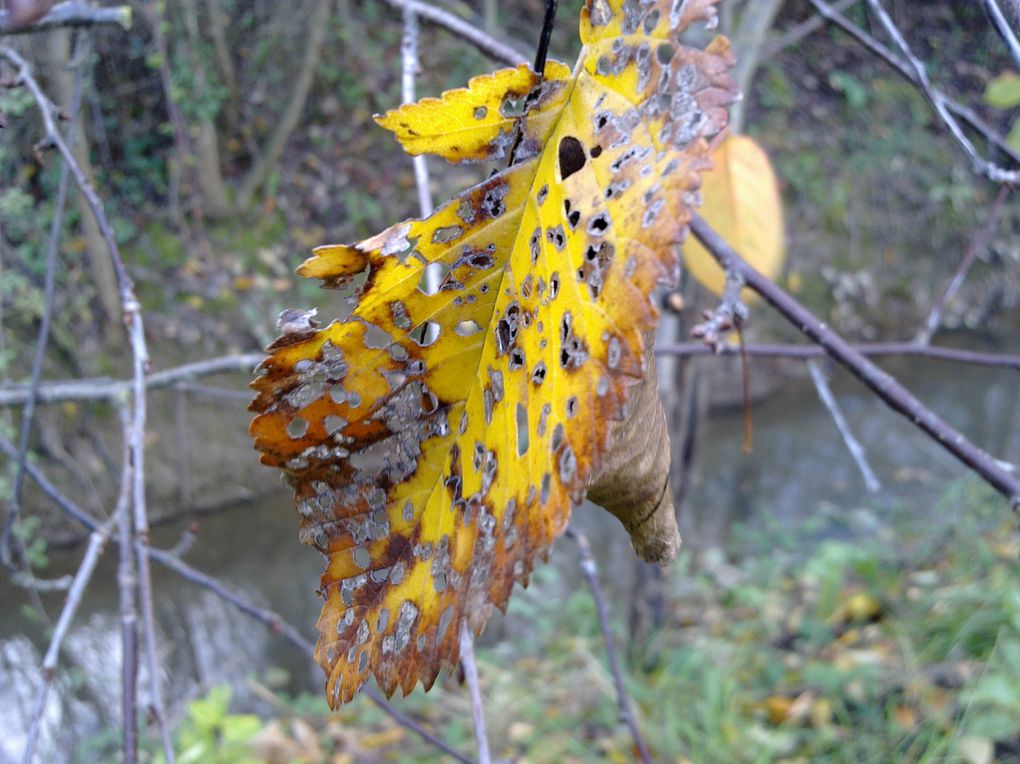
[917,185,1012,345]
[378,0,527,66]
[689,213,1020,507]
[764,0,860,57]
[807,0,1020,170]
[1,29,86,573]
[565,529,653,764]
[653,341,1020,370]
[0,435,474,764]
[533,0,559,74]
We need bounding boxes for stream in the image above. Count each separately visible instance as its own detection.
[2,331,1018,761]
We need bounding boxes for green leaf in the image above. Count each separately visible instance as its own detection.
[985,72,1020,109]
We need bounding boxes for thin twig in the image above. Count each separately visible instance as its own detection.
[0,2,131,34]
[864,0,1020,184]
[917,185,1011,345]
[653,341,1020,370]
[808,359,882,493]
[459,621,491,764]
[984,0,1020,70]
[114,406,139,764]
[0,434,474,764]
[689,213,1020,506]
[379,0,527,67]
[1,29,84,577]
[566,529,653,764]
[401,6,433,219]
[0,353,263,406]
[764,0,860,58]
[22,516,115,764]
[808,0,1020,173]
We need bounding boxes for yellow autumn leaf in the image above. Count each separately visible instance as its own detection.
[250,0,736,707]
[681,134,784,299]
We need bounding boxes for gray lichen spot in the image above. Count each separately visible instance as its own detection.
[483,388,494,425]
[287,417,309,440]
[390,561,406,585]
[394,600,420,653]
[551,422,565,452]
[488,367,505,402]
[607,336,622,369]
[437,605,454,643]
[597,375,610,396]
[642,198,665,228]
[516,403,529,455]
[432,225,463,244]
[540,472,551,504]
[559,444,577,483]
[474,105,488,120]
[403,499,414,522]
[380,223,413,256]
[434,570,448,593]
[324,414,347,435]
[537,403,551,437]
[624,255,638,277]
[357,651,369,672]
[417,634,427,651]
[377,608,390,633]
[389,300,413,330]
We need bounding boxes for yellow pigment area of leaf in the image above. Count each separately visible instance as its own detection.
[374,62,572,163]
[250,0,736,708]
[682,134,785,300]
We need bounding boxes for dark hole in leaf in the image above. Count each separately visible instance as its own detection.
[558,135,587,180]
[591,145,603,158]
[516,403,529,455]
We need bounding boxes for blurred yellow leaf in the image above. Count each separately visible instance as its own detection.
[681,134,785,300]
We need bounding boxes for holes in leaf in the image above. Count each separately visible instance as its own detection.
[549,272,560,300]
[412,321,441,346]
[551,422,564,452]
[500,94,528,117]
[531,361,547,385]
[558,135,587,180]
[540,473,551,504]
[432,225,463,244]
[418,262,450,295]
[324,414,347,435]
[454,319,482,336]
[508,348,525,371]
[363,323,393,349]
[656,42,675,64]
[516,403,529,455]
[473,105,488,119]
[566,396,579,419]
[286,417,309,440]
[587,212,611,235]
[591,145,603,158]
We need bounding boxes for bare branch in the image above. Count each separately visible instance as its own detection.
[808,360,881,493]
[689,214,1020,507]
[459,622,491,764]
[566,529,653,764]
[22,517,115,764]
[808,0,1020,175]
[380,0,528,67]
[0,353,263,406]
[402,7,434,218]
[114,407,139,764]
[984,0,1020,70]
[0,434,474,764]
[917,185,1012,345]
[0,2,130,35]
[653,341,1020,370]
[2,29,85,574]
[764,0,860,57]
[863,0,1020,183]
